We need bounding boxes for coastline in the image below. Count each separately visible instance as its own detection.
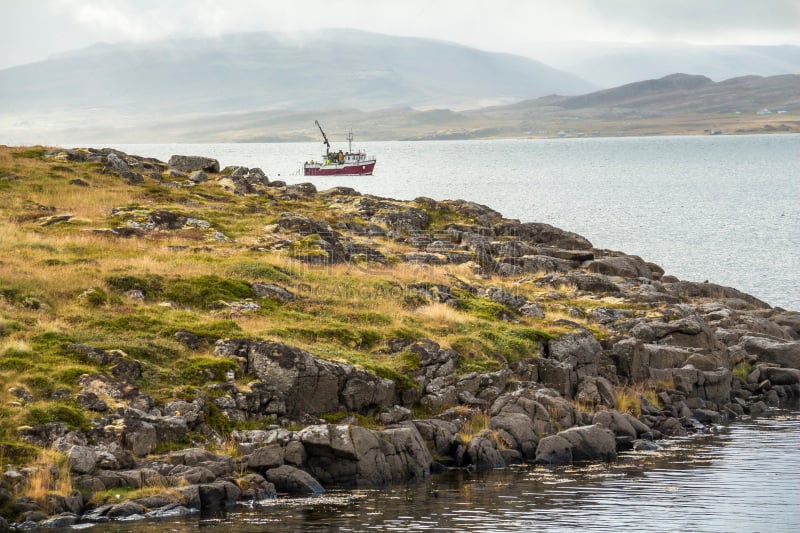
[1,145,799,530]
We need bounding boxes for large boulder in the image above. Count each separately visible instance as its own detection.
[264,465,324,495]
[168,155,220,173]
[489,413,539,459]
[592,409,637,440]
[556,425,617,463]
[535,435,573,465]
[585,254,654,280]
[297,423,431,487]
[464,431,505,471]
[756,366,800,386]
[739,336,800,369]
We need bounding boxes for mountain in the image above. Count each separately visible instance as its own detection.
[52,73,796,142]
[0,29,596,116]
[532,43,800,88]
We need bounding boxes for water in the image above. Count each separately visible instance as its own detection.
[108,135,800,310]
[84,406,800,532]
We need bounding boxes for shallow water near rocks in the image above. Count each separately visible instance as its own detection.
[89,405,800,532]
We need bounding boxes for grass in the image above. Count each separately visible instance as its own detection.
[0,143,646,481]
[732,361,752,382]
[22,447,72,505]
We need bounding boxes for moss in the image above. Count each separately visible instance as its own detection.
[30,331,76,354]
[454,291,510,321]
[163,275,254,309]
[55,366,95,386]
[0,357,34,371]
[23,403,91,431]
[180,356,238,384]
[0,440,38,465]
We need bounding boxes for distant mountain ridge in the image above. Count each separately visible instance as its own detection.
[0,29,596,115]
[532,43,800,87]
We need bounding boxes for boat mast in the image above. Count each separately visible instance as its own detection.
[347,129,353,154]
[315,120,330,154]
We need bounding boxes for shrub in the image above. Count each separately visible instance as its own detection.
[105,274,164,298]
[77,287,109,307]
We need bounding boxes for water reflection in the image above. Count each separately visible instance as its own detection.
[94,407,800,532]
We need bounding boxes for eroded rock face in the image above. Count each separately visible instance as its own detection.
[214,339,395,416]
[296,424,432,487]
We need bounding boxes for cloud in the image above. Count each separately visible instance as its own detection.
[43,0,800,46]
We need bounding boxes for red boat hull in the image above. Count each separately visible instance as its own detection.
[304,160,376,176]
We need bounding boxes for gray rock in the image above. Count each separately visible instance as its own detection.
[494,221,593,250]
[252,283,296,302]
[465,431,506,471]
[106,500,146,519]
[548,329,602,370]
[168,155,220,173]
[67,445,97,474]
[214,339,395,416]
[575,376,616,408]
[740,336,800,369]
[758,366,800,385]
[412,419,460,459]
[558,424,617,462]
[122,419,158,457]
[490,413,539,459]
[298,423,431,487]
[535,435,573,465]
[39,513,79,532]
[585,254,654,279]
[188,170,209,183]
[198,480,240,510]
[247,444,285,469]
[592,410,637,440]
[265,465,325,495]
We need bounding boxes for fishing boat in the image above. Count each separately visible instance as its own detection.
[303,121,376,176]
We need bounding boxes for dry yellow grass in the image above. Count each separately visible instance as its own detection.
[23,447,72,503]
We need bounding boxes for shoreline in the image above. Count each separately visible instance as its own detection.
[1,145,799,530]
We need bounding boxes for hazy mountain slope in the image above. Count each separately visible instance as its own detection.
[532,43,800,87]
[547,73,800,113]
[0,29,596,115]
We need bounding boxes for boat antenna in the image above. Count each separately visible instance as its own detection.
[315,120,330,153]
[347,129,353,153]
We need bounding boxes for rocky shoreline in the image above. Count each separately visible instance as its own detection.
[1,147,799,531]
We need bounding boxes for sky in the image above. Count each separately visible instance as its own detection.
[1,0,800,70]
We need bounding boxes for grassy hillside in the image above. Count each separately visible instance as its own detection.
[0,145,638,465]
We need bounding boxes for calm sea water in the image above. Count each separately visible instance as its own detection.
[109,135,800,310]
[84,405,800,533]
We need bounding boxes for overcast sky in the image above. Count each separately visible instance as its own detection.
[2,0,799,70]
